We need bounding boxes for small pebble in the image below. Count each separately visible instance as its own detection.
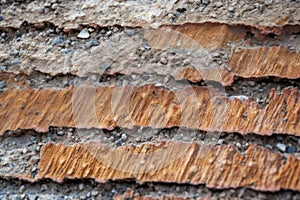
[198,6,205,12]
[51,3,59,9]
[40,184,48,192]
[212,52,220,58]
[163,76,170,83]
[109,136,114,142]
[85,39,99,48]
[247,81,256,87]
[152,129,160,135]
[217,139,224,145]
[35,146,40,152]
[121,133,127,141]
[19,185,25,193]
[125,29,136,36]
[79,183,84,191]
[160,57,168,65]
[30,136,36,142]
[0,16,3,21]
[266,144,273,150]
[131,74,137,80]
[183,59,190,65]
[216,2,223,7]
[106,31,112,37]
[0,66,7,71]
[202,0,210,5]
[277,136,283,141]
[88,28,95,33]
[253,3,260,9]
[112,27,119,33]
[57,130,65,136]
[228,6,235,12]
[78,29,90,39]
[276,143,286,152]
[0,80,6,89]
[287,146,297,153]
[13,50,20,57]
[101,63,111,70]
[145,45,151,51]
[115,139,122,147]
[31,167,37,173]
[174,11,181,18]
[142,74,150,81]
[91,190,99,196]
[86,192,91,198]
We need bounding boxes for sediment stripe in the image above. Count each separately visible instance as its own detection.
[113,188,213,200]
[1,0,300,29]
[38,142,300,191]
[3,23,299,86]
[177,46,300,85]
[0,85,299,135]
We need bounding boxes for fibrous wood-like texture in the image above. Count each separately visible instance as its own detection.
[228,46,300,80]
[148,23,247,49]
[163,46,300,86]
[38,142,300,191]
[0,85,299,135]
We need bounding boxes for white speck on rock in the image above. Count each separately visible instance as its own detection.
[78,29,90,39]
[276,143,286,152]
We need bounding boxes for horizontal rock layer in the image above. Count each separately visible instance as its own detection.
[3,22,299,86]
[0,85,299,135]
[114,188,204,200]
[174,46,300,85]
[1,0,299,29]
[38,142,300,191]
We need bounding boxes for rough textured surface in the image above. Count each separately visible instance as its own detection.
[114,188,202,200]
[1,0,300,29]
[1,22,299,86]
[178,46,300,85]
[1,0,300,198]
[38,142,300,191]
[0,85,299,135]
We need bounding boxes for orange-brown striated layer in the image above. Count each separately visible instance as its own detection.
[38,142,300,191]
[154,23,247,49]
[167,46,300,86]
[0,85,299,135]
[228,46,300,80]
[144,22,300,50]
